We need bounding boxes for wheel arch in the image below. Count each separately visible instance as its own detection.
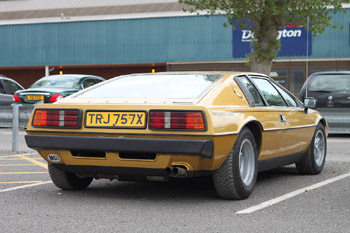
[318,118,328,136]
[242,120,263,155]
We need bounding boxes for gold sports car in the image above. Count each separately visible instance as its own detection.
[25,72,327,200]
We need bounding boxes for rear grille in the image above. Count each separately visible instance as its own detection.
[118,152,157,160]
[71,150,106,158]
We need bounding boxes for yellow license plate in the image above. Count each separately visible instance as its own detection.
[85,111,146,128]
[26,95,44,101]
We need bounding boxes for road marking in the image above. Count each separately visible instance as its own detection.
[0,158,43,161]
[0,164,37,166]
[0,181,43,184]
[20,155,48,169]
[236,172,350,214]
[0,181,52,193]
[0,172,48,175]
[0,153,37,159]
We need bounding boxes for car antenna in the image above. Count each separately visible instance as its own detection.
[305,78,308,98]
[305,16,309,99]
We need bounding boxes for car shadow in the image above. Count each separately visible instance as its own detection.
[51,166,301,201]
[58,177,220,201]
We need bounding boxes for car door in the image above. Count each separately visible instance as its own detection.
[235,75,284,160]
[0,80,13,106]
[270,81,315,156]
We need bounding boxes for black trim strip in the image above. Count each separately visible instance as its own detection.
[25,135,214,159]
[258,151,305,172]
[263,124,316,132]
[25,130,237,137]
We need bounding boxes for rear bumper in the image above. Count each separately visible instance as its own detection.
[25,134,214,159]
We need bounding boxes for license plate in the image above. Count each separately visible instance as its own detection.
[26,95,44,101]
[85,111,146,128]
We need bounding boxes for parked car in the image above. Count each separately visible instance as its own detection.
[0,74,24,106]
[14,74,105,104]
[299,71,350,134]
[25,72,327,200]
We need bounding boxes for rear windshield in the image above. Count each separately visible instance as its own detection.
[309,74,350,92]
[75,74,223,99]
[30,77,79,89]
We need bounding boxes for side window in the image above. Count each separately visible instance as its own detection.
[236,76,264,106]
[0,82,6,94]
[272,83,298,107]
[252,77,287,107]
[3,80,22,94]
[82,79,96,89]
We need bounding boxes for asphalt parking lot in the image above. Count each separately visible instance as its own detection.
[0,128,349,233]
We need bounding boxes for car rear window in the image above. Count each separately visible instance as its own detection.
[75,74,223,99]
[309,74,350,92]
[30,77,79,89]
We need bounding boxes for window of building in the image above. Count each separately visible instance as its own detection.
[290,69,305,96]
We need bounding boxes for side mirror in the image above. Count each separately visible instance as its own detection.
[303,97,317,113]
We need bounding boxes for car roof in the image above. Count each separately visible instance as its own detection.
[41,74,104,79]
[310,71,350,76]
[0,74,24,88]
[118,71,268,78]
[0,74,13,81]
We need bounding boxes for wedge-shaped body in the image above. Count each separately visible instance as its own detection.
[25,72,327,199]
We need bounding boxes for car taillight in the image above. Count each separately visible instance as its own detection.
[13,94,21,102]
[149,111,205,130]
[48,94,64,103]
[32,109,81,128]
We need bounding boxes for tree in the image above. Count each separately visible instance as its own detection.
[178,0,348,75]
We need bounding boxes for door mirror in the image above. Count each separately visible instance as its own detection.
[304,97,317,108]
[303,97,317,113]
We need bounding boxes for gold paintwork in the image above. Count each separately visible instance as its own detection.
[26,72,327,174]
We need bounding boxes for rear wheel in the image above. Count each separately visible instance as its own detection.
[296,123,326,175]
[48,164,93,190]
[213,128,258,200]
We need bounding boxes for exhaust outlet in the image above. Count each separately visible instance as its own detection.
[165,166,188,177]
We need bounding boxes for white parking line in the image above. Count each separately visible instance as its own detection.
[236,172,350,214]
[0,153,37,159]
[0,181,52,193]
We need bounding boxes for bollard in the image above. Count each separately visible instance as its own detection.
[12,104,19,152]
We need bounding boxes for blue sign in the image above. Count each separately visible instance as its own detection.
[232,25,312,58]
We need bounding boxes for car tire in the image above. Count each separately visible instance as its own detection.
[213,128,258,200]
[296,123,327,175]
[48,164,93,190]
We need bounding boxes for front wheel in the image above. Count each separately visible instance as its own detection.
[296,123,327,175]
[48,164,93,190]
[213,128,258,200]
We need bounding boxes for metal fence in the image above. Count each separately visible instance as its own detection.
[0,104,34,152]
[317,108,350,134]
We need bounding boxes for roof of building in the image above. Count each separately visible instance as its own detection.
[0,0,186,23]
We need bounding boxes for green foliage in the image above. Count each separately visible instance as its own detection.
[179,0,349,72]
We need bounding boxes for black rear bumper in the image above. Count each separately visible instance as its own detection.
[25,135,213,159]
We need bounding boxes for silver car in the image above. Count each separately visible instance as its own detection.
[0,74,24,106]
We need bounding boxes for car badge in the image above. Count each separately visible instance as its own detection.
[47,154,62,163]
